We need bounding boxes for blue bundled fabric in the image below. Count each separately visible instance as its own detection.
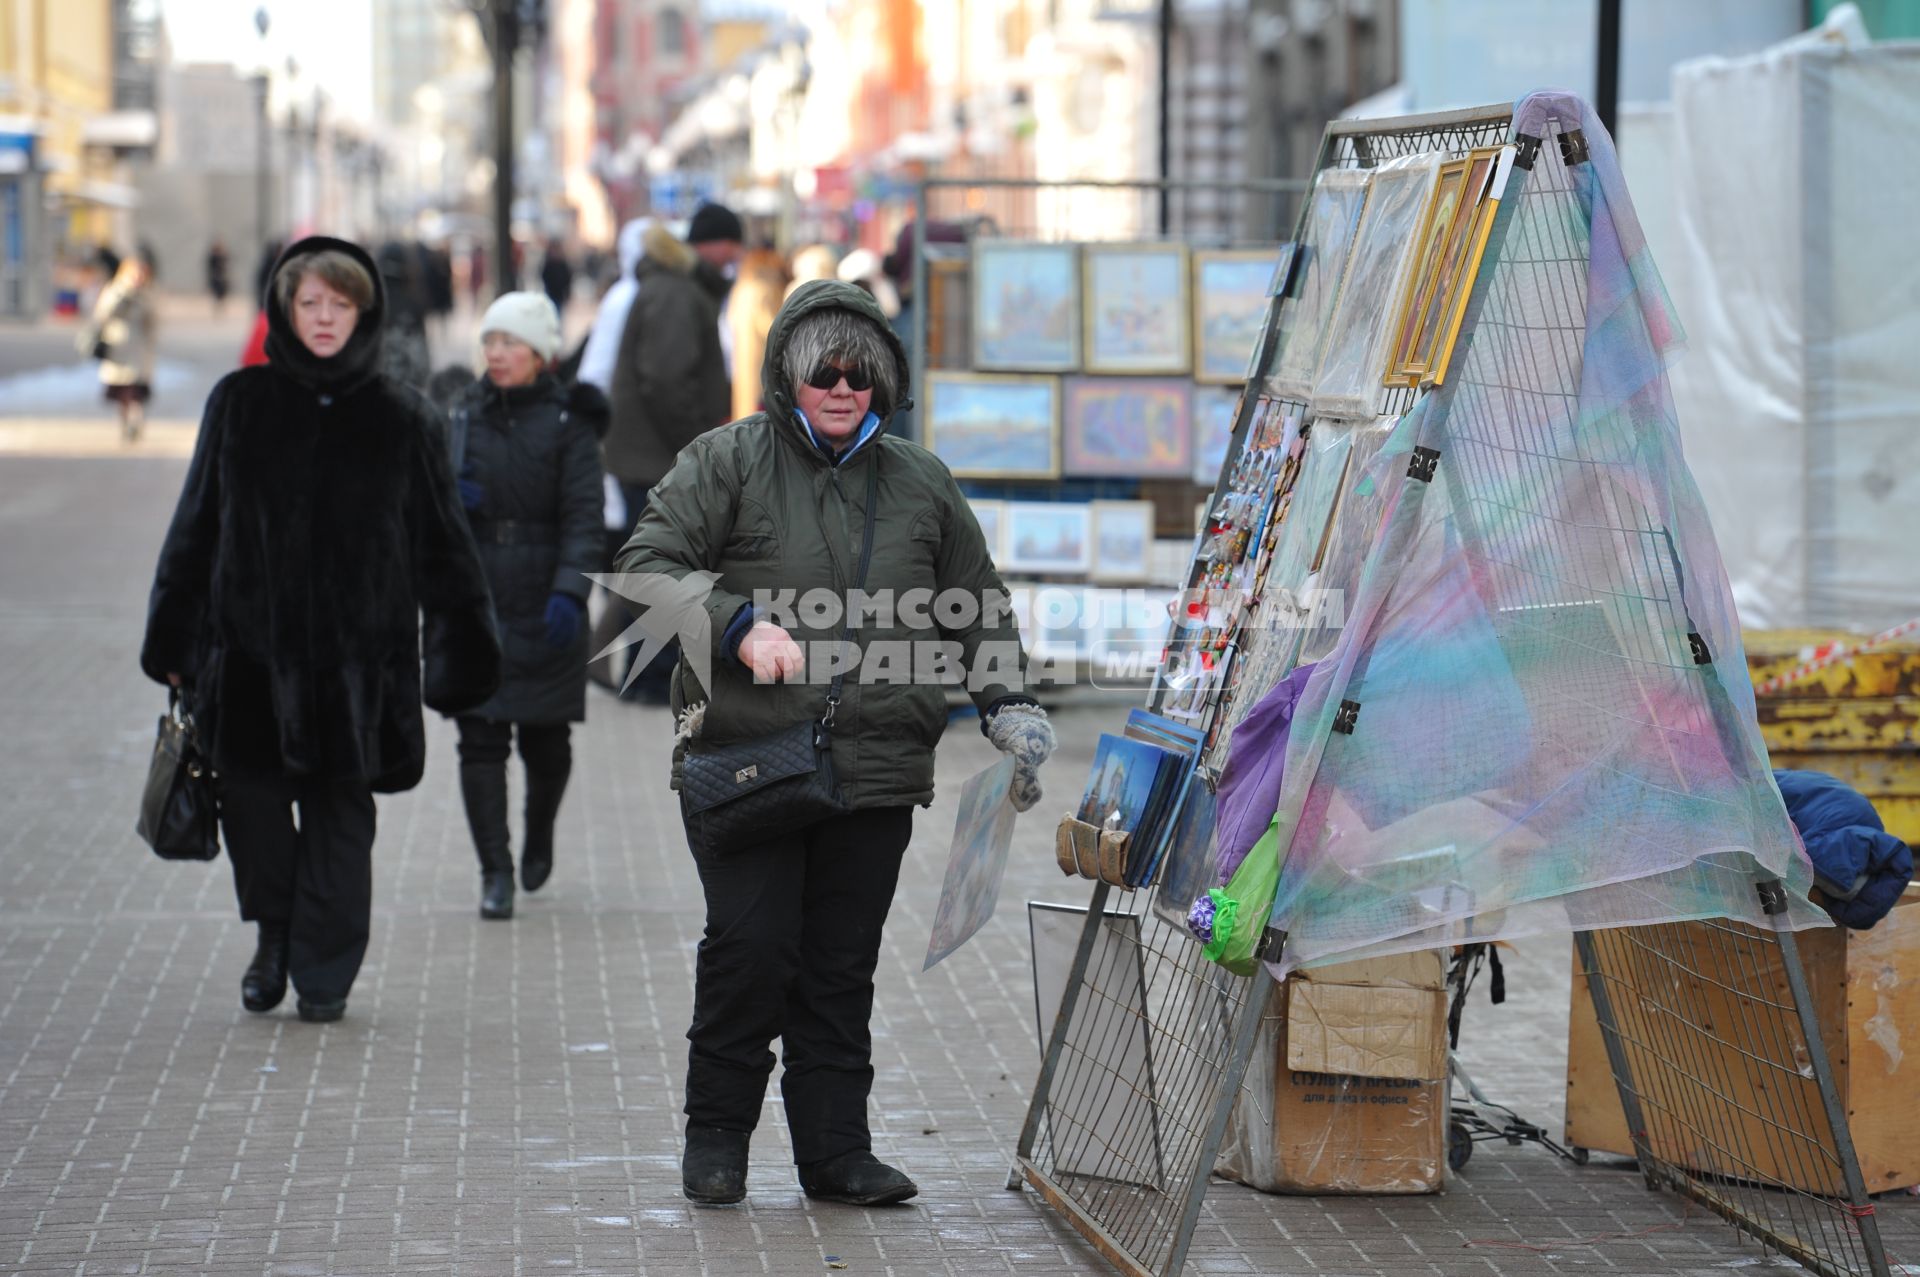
[1774,769,1915,930]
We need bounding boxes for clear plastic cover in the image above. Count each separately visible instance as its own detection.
[1310,154,1443,420]
[1267,170,1371,403]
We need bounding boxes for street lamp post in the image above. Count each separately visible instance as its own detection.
[468,0,543,299]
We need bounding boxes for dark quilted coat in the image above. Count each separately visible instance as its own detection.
[140,235,501,793]
[449,374,608,723]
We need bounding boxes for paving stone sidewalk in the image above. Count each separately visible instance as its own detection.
[1,453,1913,1276]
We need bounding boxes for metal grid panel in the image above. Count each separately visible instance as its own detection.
[1012,108,1519,1277]
[1015,887,1259,1276]
[1578,913,1891,1277]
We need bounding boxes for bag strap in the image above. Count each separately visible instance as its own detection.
[822,456,880,727]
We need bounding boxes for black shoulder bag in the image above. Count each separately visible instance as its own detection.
[677,457,878,856]
[136,688,221,861]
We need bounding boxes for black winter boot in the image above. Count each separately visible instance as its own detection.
[682,1124,750,1205]
[241,919,290,1013]
[798,1150,918,1206]
[480,871,514,920]
[461,761,514,919]
[519,753,570,894]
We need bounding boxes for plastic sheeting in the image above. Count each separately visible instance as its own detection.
[1311,155,1442,420]
[1252,92,1824,975]
[1269,171,1371,402]
[1666,27,1920,630]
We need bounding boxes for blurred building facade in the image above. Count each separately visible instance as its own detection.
[372,0,492,240]
[0,0,141,313]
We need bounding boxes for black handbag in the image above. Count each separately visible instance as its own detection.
[678,459,879,856]
[136,688,221,862]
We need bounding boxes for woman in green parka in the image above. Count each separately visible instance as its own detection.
[617,280,1057,1208]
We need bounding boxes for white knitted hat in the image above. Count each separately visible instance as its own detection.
[479,291,562,362]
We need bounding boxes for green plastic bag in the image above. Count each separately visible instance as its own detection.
[1201,818,1283,975]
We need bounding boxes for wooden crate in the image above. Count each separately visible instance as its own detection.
[1565,886,1920,1195]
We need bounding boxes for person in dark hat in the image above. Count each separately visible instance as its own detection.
[685,202,746,380]
[602,215,734,703]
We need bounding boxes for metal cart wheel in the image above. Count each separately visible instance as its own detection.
[1448,1119,1474,1171]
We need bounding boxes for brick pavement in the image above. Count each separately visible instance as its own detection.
[0,451,1914,1276]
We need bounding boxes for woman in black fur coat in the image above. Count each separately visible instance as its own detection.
[446,292,608,919]
[141,235,501,1024]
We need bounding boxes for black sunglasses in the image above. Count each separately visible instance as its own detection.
[802,363,874,392]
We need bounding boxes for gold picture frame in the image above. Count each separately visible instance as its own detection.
[924,371,1062,480]
[1386,145,1506,386]
[1083,242,1192,375]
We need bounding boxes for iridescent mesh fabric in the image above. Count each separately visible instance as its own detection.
[1250,91,1822,974]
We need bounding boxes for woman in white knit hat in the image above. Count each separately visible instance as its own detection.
[445,292,611,919]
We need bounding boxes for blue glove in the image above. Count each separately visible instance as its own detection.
[457,460,484,512]
[544,592,584,650]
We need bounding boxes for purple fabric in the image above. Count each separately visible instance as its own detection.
[1212,661,1317,885]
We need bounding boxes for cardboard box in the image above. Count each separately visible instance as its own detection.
[1218,949,1449,1194]
[1565,884,1920,1194]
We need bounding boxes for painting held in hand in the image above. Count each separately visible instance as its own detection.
[923,757,1020,971]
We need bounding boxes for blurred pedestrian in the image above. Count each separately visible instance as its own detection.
[880,221,966,442]
[206,238,232,315]
[445,292,607,920]
[79,249,158,443]
[685,202,744,377]
[784,244,839,302]
[600,220,731,703]
[615,280,1052,1207]
[728,244,790,420]
[140,235,501,1024]
[576,216,653,691]
[540,236,574,313]
[377,240,432,390]
[835,248,899,320]
[576,218,651,396]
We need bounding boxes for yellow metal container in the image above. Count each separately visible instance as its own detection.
[1746,628,1920,842]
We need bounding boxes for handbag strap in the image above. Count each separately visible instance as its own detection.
[822,456,880,727]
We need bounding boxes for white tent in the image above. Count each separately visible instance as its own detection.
[1667,10,1920,630]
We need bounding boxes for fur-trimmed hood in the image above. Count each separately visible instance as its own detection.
[636,222,697,278]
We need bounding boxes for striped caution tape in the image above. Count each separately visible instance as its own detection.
[1752,616,1920,696]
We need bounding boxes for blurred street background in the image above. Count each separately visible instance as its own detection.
[4,1,1920,1274]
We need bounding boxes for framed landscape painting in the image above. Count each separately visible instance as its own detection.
[967,498,1007,563]
[972,240,1080,372]
[1192,249,1276,383]
[1062,376,1192,479]
[925,372,1060,479]
[1090,500,1156,583]
[1003,502,1094,576]
[1083,243,1190,374]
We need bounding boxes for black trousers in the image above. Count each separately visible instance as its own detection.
[685,806,913,1165]
[455,717,572,774]
[455,717,571,874]
[218,774,377,1004]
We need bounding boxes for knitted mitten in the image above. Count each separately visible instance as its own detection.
[985,703,1055,813]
